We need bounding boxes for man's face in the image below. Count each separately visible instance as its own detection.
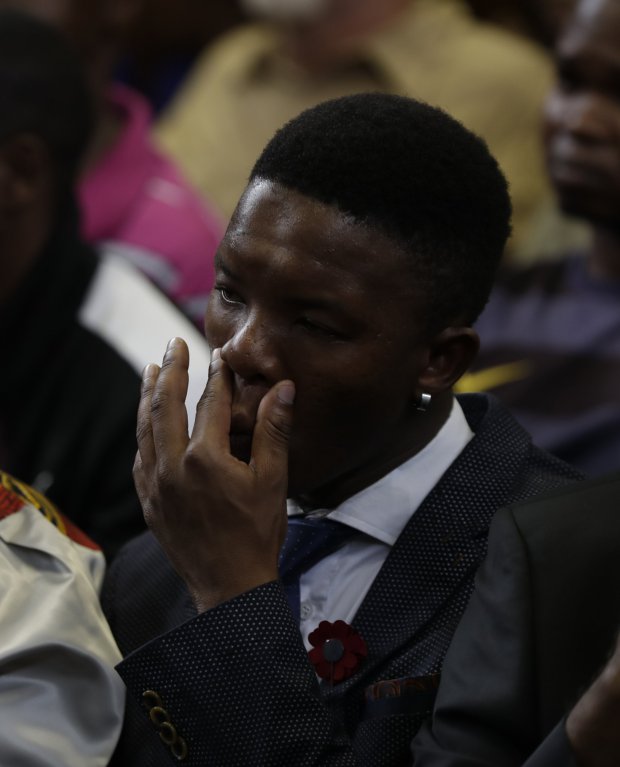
[205,179,429,507]
[543,0,620,226]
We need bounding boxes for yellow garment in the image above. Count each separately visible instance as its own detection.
[156,0,555,255]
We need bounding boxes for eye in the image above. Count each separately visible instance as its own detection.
[216,286,244,306]
[298,317,343,339]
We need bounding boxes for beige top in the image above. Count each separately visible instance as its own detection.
[156,0,555,255]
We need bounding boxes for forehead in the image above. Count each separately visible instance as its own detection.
[221,179,415,298]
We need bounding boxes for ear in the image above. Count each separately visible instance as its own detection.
[415,326,480,397]
[0,134,51,214]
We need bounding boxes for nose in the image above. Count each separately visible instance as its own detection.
[220,310,284,384]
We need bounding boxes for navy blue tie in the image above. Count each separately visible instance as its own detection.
[279,516,351,622]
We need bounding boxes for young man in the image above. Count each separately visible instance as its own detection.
[459,0,620,477]
[104,93,580,765]
[0,10,210,559]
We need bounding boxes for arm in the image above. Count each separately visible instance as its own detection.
[0,511,125,767]
[120,338,358,765]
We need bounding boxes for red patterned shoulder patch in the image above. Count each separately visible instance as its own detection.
[0,480,25,518]
[0,471,100,550]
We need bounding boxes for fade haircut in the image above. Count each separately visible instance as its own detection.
[0,10,92,198]
[250,93,512,332]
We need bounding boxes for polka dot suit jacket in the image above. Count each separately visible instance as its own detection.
[103,394,581,766]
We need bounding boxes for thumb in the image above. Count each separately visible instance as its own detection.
[250,380,295,481]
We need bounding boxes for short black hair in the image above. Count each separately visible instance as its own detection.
[0,9,92,195]
[250,93,512,332]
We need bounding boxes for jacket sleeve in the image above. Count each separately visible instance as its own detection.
[115,580,359,766]
[412,506,578,767]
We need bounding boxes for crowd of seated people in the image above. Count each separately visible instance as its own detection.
[2,0,620,765]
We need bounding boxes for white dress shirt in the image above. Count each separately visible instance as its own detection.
[287,398,473,649]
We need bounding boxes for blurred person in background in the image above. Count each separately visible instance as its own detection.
[117,0,249,113]
[155,0,560,260]
[459,0,620,478]
[0,0,224,328]
[467,0,577,47]
[0,9,210,559]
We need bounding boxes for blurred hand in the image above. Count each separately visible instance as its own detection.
[567,631,620,767]
[134,337,295,612]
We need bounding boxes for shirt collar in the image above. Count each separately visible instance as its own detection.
[287,397,474,545]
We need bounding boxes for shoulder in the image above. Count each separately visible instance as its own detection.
[401,0,552,80]
[458,392,582,487]
[505,470,620,534]
[0,470,103,556]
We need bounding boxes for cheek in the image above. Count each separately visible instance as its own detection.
[292,369,410,445]
[542,89,565,147]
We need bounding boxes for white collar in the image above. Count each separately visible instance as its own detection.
[287,398,473,545]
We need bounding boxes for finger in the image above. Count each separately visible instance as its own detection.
[136,362,160,471]
[150,337,190,458]
[132,450,150,519]
[190,348,233,455]
[250,380,295,485]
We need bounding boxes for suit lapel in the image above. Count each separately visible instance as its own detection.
[322,394,534,699]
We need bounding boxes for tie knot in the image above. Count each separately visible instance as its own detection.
[279,516,351,582]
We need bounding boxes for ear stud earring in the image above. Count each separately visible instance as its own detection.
[416,392,432,412]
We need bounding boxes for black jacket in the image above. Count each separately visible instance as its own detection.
[413,472,620,767]
[103,394,582,766]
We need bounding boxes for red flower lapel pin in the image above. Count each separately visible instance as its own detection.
[308,620,368,685]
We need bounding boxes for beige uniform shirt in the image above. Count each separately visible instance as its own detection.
[156,0,556,256]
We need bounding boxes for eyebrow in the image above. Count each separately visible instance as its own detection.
[283,295,349,313]
[214,252,240,280]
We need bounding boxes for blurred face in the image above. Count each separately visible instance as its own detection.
[544,0,620,227]
[205,179,430,506]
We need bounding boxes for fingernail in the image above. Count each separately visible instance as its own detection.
[277,381,295,405]
[142,363,156,381]
[211,347,221,362]
[165,337,178,356]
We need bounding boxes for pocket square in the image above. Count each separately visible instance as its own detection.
[363,673,440,719]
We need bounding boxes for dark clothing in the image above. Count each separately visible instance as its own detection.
[1,213,207,559]
[466,254,620,477]
[1,219,143,559]
[103,394,581,766]
[413,471,620,767]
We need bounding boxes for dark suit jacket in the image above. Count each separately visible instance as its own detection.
[412,471,620,767]
[102,394,580,766]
